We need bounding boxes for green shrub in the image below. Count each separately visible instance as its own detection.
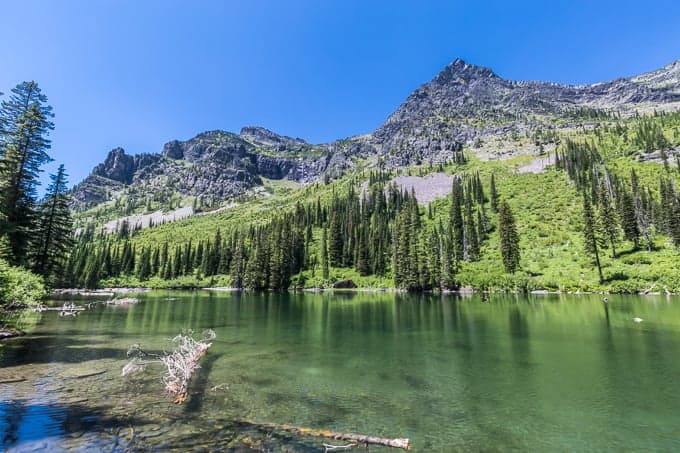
[0,259,46,307]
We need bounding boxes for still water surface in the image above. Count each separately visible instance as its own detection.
[1,291,679,451]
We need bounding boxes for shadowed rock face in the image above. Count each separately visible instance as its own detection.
[71,129,343,209]
[72,58,680,209]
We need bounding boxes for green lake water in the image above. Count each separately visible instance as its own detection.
[1,291,679,451]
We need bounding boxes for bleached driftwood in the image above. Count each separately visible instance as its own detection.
[254,422,411,450]
[122,330,215,404]
[161,330,215,403]
[59,302,86,316]
[35,302,87,313]
[106,297,139,306]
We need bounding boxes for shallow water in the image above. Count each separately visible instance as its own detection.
[1,291,680,451]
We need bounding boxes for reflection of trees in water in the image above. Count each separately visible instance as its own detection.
[0,334,126,368]
[0,310,42,333]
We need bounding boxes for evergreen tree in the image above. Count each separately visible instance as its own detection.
[136,247,151,281]
[172,246,182,278]
[321,227,329,281]
[449,178,464,266]
[597,177,620,258]
[356,226,370,276]
[489,173,499,212]
[229,236,246,288]
[150,247,160,276]
[464,190,479,261]
[32,164,73,281]
[620,189,640,249]
[158,242,168,277]
[83,251,101,289]
[328,211,343,267]
[498,201,520,273]
[0,82,55,265]
[582,193,604,282]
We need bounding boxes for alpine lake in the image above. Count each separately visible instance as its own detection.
[1,290,679,452]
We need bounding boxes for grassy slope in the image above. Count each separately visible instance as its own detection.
[457,166,680,293]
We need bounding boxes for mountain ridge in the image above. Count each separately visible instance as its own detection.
[72,58,680,210]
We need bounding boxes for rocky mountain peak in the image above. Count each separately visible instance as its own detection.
[92,147,134,184]
[90,147,161,185]
[433,58,499,85]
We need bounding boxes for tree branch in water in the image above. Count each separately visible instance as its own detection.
[122,329,216,404]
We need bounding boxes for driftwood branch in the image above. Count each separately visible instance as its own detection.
[253,422,411,450]
[161,329,215,403]
[106,297,139,306]
[122,329,215,404]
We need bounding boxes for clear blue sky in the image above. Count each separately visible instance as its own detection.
[1,0,679,187]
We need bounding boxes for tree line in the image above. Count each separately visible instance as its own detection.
[62,171,520,290]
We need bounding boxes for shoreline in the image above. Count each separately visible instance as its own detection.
[50,286,678,297]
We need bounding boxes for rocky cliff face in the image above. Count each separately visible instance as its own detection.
[71,128,351,209]
[72,58,680,209]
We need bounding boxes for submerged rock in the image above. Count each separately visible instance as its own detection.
[0,328,24,340]
[333,280,357,289]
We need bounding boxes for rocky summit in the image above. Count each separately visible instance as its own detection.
[72,58,680,209]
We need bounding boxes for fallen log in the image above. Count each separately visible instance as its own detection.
[253,422,411,450]
[72,370,107,379]
[106,297,139,306]
[36,305,87,312]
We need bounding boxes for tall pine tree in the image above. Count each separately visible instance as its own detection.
[32,164,73,280]
[498,201,520,273]
[0,82,55,265]
[582,193,604,283]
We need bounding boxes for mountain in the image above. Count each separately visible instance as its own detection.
[372,58,680,165]
[71,128,359,208]
[72,58,680,210]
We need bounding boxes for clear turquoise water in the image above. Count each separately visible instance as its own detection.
[1,291,680,451]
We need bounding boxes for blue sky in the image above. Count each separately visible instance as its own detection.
[1,0,679,186]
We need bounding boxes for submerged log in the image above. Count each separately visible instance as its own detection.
[254,422,411,450]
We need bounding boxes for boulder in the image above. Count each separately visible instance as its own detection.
[333,279,357,289]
